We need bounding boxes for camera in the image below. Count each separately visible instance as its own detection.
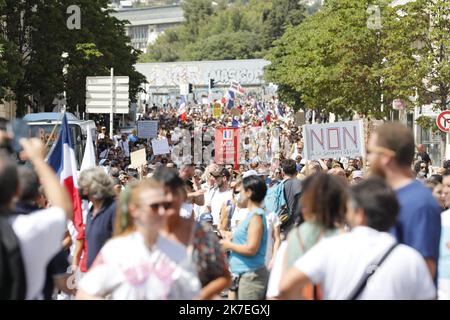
[0,118,30,155]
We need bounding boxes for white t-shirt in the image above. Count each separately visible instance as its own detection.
[210,189,232,226]
[113,135,121,148]
[265,211,281,268]
[266,241,288,299]
[194,184,213,219]
[79,232,201,300]
[10,207,66,300]
[294,226,436,300]
[438,209,450,300]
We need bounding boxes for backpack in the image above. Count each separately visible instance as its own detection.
[0,215,27,300]
[264,180,287,216]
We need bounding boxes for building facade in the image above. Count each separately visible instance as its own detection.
[110,5,185,53]
[134,59,273,107]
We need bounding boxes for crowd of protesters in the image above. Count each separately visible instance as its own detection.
[0,97,449,300]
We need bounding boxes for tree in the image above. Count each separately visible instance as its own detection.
[182,0,214,39]
[184,31,264,61]
[262,0,306,49]
[0,0,145,116]
[265,0,450,120]
[140,0,272,62]
[266,0,389,118]
[63,0,146,114]
[382,0,449,113]
[0,6,23,102]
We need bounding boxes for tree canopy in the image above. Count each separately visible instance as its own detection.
[0,0,145,116]
[139,0,307,62]
[265,0,449,118]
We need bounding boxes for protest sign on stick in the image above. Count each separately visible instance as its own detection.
[130,148,147,169]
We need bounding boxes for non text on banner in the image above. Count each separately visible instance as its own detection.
[302,120,365,160]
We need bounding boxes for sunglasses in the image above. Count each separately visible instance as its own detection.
[148,202,171,211]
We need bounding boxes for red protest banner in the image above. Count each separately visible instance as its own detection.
[214,128,240,167]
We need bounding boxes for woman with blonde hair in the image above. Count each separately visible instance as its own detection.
[76,179,201,300]
[113,181,139,237]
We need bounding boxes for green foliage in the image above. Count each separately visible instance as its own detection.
[140,0,299,62]
[0,37,23,101]
[0,0,145,116]
[265,0,450,118]
[183,31,264,61]
[261,0,306,49]
[416,115,441,134]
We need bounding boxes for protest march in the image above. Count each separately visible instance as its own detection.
[1,93,449,301]
[0,0,449,307]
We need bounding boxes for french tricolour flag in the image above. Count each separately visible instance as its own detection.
[178,95,187,122]
[223,129,233,140]
[230,81,246,96]
[47,113,83,246]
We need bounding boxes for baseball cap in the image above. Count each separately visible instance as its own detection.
[242,170,258,179]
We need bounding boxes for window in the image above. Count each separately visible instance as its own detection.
[130,26,148,41]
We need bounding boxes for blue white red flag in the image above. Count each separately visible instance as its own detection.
[178,95,187,121]
[229,81,246,96]
[47,113,83,240]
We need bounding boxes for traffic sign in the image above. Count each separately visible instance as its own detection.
[86,76,129,114]
[436,111,450,133]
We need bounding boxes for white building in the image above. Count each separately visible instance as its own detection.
[110,5,185,53]
[134,59,272,107]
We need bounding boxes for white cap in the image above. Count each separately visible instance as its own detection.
[242,170,258,179]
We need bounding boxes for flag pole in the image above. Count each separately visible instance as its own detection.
[45,111,65,150]
[110,67,114,140]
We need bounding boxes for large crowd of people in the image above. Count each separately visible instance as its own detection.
[0,98,449,300]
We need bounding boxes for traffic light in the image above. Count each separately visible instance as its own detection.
[209,78,216,89]
[188,83,193,94]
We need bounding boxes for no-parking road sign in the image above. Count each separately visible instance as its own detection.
[436,111,450,133]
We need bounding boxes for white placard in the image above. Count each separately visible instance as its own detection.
[151,138,170,155]
[137,121,158,139]
[303,120,365,160]
[130,148,147,169]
